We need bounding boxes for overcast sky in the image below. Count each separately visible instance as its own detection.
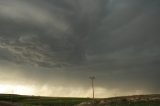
[0,0,160,98]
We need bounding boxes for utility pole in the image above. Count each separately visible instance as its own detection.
[89,76,95,106]
[10,89,14,103]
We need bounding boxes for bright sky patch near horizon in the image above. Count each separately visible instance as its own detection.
[0,0,160,98]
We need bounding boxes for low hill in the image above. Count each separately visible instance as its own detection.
[0,94,160,106]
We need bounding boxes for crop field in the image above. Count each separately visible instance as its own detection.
[0,94,160,106]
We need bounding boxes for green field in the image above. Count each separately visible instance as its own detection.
[0,94,160,106]
[0,94,90,106]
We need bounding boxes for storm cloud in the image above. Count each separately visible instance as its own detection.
[0,0,160,97]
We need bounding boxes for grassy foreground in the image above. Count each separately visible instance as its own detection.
[0,94,160,106]
[95,94,160,106]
